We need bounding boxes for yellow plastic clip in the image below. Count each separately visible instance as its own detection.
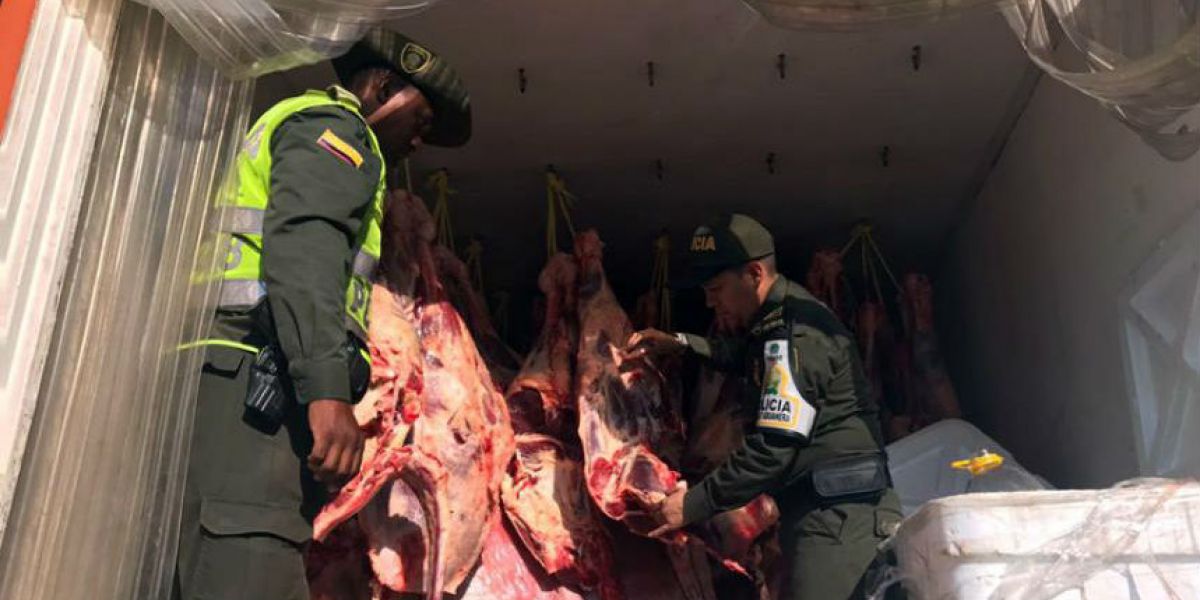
[951,450,1005,476]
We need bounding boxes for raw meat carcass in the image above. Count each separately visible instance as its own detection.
[902,273,962,421]
[312,191,515,597]
[507,253,579,437]
[681,370,745,479]
[307,520,373,600]
[806,248,848,322]
[573,230,685,532]
[856,302,906,441]
[608,520,717,600]
[501,434,621,599]
[458,516,587,600]
[500,254,622,597]
[433,244,523,390]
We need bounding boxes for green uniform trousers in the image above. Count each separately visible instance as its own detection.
[174,346,322,600]
[777,489,902,600]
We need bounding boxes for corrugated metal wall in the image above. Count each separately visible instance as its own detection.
[0,0,121,544]
[0,3,253,599]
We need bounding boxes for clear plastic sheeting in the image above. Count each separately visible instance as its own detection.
[742,0,1012,30]
[886,419,1051,515]
[131,0,438,79]
[0,3,251,600]
[1120,210,1200,478]
[1004,0,1200,160]
[879,479,1200,600]
[742,0,1200,159]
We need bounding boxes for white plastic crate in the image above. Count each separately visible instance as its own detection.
[888,480,1200,600]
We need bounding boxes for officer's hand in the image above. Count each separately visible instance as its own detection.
[648,486,687,539]
[308,399,365,486]
[624,329,685,361]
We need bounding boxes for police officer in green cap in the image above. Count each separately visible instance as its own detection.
[173,30,469,600]
[626,214,902,600]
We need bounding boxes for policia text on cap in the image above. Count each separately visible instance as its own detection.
[173,31,470,600]
[625,214,904,600]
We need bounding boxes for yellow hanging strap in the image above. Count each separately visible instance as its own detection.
[951,449,1005,476]
[464,237,486,304]
[426,168,456,252]
[841,222,901,303]
[650,231,672,330]
[545,168,577,258]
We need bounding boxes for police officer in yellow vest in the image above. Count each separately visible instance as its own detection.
[174,30,469,600]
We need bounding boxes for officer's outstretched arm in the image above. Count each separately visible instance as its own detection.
[681,430,801,525]
[682,335,822,524]
[678,332,748,372]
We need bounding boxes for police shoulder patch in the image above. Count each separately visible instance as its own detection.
[757,338,817,440]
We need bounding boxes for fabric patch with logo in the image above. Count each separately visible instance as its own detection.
[315,128,363,168]
[401,42,432,75]
[757,339,817,439]
[691,234,716,251]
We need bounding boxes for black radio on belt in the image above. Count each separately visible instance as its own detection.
[245,343,289,429]
[245,335,370,432]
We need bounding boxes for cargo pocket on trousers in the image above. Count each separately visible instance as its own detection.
[199,496,312,544]
[797,506,849,545]
[186,498,311,600]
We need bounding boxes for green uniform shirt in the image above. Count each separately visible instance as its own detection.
[680,276,887,524]
[212,104,382,404]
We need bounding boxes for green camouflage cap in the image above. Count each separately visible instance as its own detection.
[332,29,471,147]
[676,213,775,287]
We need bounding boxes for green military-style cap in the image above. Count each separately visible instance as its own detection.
[676,213,776,287]
[332,29,471,147]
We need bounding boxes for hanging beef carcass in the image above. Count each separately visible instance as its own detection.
[501,434,622,599]
[857,301,911,442]
[433,244,523,390]
[507,253,579,436]
[310,191,442,599]
[312,191,514,597]
[573,230,685,531]
[499,253,622,598]
[902,273,962,421]
[806,248,849,322]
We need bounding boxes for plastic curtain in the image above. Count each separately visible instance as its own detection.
[743,0,1200,160]
[131,0,438,79]
[745,0,1014,30]
[1120,211,1200,478]
[1005,0,1200,160]
[0,4,252,599]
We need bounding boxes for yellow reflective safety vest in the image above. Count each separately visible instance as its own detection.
[217,86,385,342]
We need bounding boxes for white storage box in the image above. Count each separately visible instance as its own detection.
[888,480,1200,600]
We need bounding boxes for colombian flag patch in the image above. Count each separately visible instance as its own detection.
[316,129,364,168]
